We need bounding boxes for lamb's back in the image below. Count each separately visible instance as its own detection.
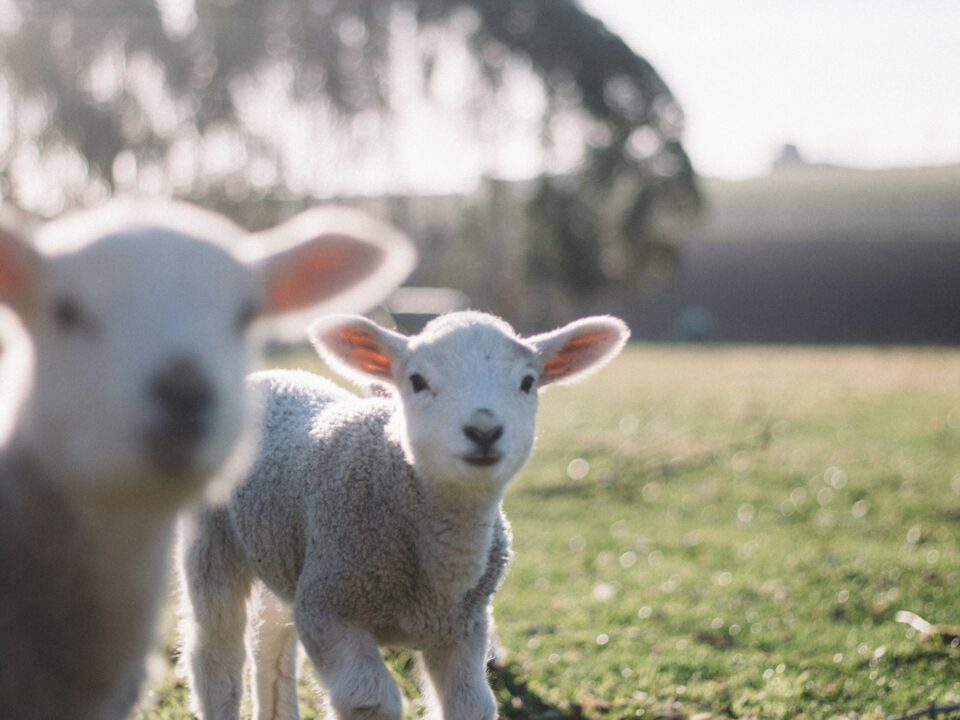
[231,370,415,600]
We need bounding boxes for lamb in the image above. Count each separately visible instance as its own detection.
[180,310,629,720]
[0,199,415,720]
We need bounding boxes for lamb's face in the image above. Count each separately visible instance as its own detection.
[312,310,630,494]
[395,320,540,488]
[27,231,259,497]
[1,200,413,502]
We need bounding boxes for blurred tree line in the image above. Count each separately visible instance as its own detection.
[0,0,698,319]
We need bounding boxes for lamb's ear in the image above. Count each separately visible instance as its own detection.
[242,207,416,318]
[307,315,408,386]
[0,224,41,314]
[528,316,630,387]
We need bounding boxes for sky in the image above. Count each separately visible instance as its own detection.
[581,0,960,179]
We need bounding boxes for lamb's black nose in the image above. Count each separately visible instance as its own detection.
[149,358,214,420]
[463,424,504,452]
[145,358,216,475]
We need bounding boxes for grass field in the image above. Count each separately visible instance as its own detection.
[139,345,960,720]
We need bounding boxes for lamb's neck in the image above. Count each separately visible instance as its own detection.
[77,493,176,683]
[10,440,176,618]
[76,492,176,587]
[1,443,174,711]
[417,479,504,603]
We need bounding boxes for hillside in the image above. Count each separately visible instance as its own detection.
[690,165,960,244]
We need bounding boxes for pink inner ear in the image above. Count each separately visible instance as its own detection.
[0,228,29,300]
[325,326,393,377]
[0,259,23,295]
[266,235,385,314]
[542,329,619,381]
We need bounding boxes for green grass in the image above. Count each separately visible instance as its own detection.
[140,346,960,719]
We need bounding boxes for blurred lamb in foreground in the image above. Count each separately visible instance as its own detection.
[0,200,415,720]
[180,310,628,720]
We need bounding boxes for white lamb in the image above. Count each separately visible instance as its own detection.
[180,310,629,720]
[0,199,415,720]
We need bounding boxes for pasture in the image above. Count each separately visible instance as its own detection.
[140,345,960,719]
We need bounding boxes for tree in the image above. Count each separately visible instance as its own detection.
[0,0,698,294]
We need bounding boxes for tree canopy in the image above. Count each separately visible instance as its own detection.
[0,0,698,294]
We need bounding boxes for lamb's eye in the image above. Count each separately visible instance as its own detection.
[409,373,429,393]
[520,375,535,394]
[52,296,88,334]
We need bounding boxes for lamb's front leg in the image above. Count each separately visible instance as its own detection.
[420,615,496,720]
[294,591,401,720]
[247,583,301,720]
[180,512,253,720]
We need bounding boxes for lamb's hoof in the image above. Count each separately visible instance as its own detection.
[329,685,403,720]
[332,702,402,720]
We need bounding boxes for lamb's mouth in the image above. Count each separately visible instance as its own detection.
[463,452,502,467]
[144,418,209,476]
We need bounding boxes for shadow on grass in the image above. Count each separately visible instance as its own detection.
[872,646,960,671]
[489,661,585,720]
[384,653,585,719]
